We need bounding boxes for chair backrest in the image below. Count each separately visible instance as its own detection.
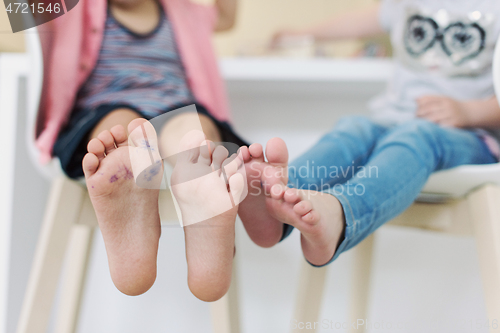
[419,34,500,199]
[25,28,60,179]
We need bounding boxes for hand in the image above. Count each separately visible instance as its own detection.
[416,95,471,128]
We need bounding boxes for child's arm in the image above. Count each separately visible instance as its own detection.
[273,3,385,45]
[214,0,237,32]
[417,96,500,129]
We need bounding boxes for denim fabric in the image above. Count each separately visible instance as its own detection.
[286,116,496,266]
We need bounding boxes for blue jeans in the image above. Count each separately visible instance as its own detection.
[284,116,496,266]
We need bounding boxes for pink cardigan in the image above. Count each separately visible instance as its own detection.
[36,0,230,163]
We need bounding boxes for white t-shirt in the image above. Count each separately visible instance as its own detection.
[370,0,500,130]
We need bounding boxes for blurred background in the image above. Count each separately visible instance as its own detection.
[0,0,490,332]
[212,0,390,58]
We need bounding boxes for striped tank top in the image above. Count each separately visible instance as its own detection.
[75,6,194,117]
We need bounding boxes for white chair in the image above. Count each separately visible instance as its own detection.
[0,43,29,333]
[16,28,240,333]
[293,40,500,333]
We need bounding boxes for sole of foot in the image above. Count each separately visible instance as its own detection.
[83,119,163,296]
[268,185,345,266]
[170,132,245,302]
[238,138,289,248]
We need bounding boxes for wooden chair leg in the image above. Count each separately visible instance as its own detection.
[349,234,375,333]
[54,196,97,333]
[16,177,85,333]
[210,255,240,333]
[468,185,500,332]
[292,259,328,332]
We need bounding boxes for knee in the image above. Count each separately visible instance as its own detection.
[169,112,204,128]
[392,119,441,141]
[161,112,221,144]
[326,116,378,138]
[171,113,221,141]
[377,119,442,153]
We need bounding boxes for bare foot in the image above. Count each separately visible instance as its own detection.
[268,186,345,266]
[170,132,245,302]
[238,138,288,247]
[83,120,163,295]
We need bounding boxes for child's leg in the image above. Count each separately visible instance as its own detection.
[89,108,141,139]
[86,110,239,299]
[238,116,385,248]
[83,108,162,296]
[158,112,222,162]
[156,113,240,302]
[288,116,387,189]
[268,119,497,266]
[237,139,290,247]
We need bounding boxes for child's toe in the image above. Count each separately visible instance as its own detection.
[87,138,106,160]
[83,153,100,177]
[249,143,264,161]
[128,121,147,147]
[97,130,116,155]
[212,145,229,171]
[127,118,148,136]
[302,210,320,225]
[222,153,243,179]
[265,137,288,167]
[198,140,213,166]
[239,146,251,162]
[110,125,128,147]
[294,200,313,216]
[270,183,287,199]
[284,188,301,204]
[128,120,158,153]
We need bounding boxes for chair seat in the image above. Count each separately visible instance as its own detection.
[420,162,500,200]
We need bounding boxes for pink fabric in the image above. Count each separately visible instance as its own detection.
[482,134,500,160]
[36,0,230,163]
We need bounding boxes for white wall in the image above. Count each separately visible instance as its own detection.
[213,0,377,57]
